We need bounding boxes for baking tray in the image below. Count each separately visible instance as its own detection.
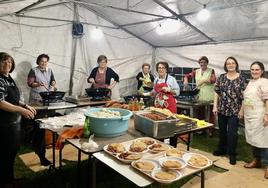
[175,118,197,133]
[134,111,177,139]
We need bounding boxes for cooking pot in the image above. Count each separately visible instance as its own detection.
[85,88,110,98]
[39,91,66,101]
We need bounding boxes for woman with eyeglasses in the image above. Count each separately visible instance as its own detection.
[153,61,180,113]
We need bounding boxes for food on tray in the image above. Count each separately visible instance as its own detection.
[90,109,121,118]
[187,154,208,168]
[129,141,147,152]
[142,113,167,121]
[148,107,175,117]
[136,138,155,145]
[135,161,155,171]
[154,171,177,180]
[107,143,125,153]
[166,148,185,158]
[162,160,182,169]
[118,152,142,160]
[105,101,130,110]
[149,144,169,152]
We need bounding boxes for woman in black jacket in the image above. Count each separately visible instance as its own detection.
[87,55,119,91]
[136,63,154,96]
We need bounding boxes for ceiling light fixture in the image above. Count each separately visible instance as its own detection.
[197,4,210,22]
[91,27,103,40]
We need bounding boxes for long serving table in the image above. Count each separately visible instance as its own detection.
[61,119,213,188]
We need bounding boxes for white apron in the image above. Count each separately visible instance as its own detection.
[243,78,268,148]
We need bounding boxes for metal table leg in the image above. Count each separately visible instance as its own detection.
[52,132,56,168]
[201,170,205,188]
[77,150,81,188]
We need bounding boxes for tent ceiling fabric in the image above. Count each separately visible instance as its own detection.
[1,0,268,47]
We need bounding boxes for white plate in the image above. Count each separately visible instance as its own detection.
[116,152,143,164]
[183,153,211,169]
[158,156,187,170]
[148,143,170,153]
[131,159,159,172]
[103,144,126,156]
[151,169,182,184]
[164,148,187,158]
[134,137,156,146]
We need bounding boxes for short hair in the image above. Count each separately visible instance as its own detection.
[36,54,49,65]
[142,63,150,69]
[224,56,239,73]
[250,61,267,78]
[97,55,107,63]
[156,61,169,73]
[0,52,15,73]
[198,56,209,64]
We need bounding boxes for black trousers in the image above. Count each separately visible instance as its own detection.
[217,113,239,156]
[0,122,20,185]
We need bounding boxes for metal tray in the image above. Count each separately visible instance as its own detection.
[134,111,177,139]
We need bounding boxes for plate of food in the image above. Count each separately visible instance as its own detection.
[128,141,148,153]
[135,137,156,146]
[104,143,126,155]
[132,159,159,172]
[151,169,181,184]
[116,152,143,164]
[158,157,187,170]
[148,143,170,153]
[165,148,186,158]
[183,153,211,169]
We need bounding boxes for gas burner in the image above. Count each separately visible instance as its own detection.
[42,99,64,106]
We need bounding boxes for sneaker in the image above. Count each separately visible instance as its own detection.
[213,150,226,156]
[40,158,52,166]
[229,155,236,165]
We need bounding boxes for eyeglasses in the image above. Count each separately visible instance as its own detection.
[158,67,166,70]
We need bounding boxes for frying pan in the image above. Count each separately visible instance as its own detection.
[39,91,66,101]
[179,89,200,97]
[85,88,110,98]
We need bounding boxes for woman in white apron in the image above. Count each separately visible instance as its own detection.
[239,61,268,179]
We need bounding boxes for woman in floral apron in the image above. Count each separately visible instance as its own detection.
[239,61,268,179]
[136,63,154,96]
[153,62,180,113]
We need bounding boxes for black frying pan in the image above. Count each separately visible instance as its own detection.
[39,91,66,101]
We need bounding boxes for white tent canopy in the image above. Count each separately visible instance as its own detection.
[0,0,268,101]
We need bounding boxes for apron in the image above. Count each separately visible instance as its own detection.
[138,73,153,95]
[0,77,21,162]
[195,68,214,101]
[243,79,268,148]
[154,75,177,113]
[93,69,111,97]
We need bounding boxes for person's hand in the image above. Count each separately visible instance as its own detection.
[24,104,37,116]
[162,87,171,92]
[139,77,144,81]
[212,106,218,115]
[264,114,268,127]
[107,85,113,90]
[88,78,95,84]
[20,107,35,119]
[183,79,188,86]
[238,110,244,119]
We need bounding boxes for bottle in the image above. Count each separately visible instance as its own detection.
[139,98,145,109]
[134,98,139,111]
[83,116,90,138]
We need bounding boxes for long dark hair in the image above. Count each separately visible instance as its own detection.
[250,61,267,78]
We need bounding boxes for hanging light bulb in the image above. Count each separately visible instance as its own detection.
[91,27,103,39]
[197,4,210,22]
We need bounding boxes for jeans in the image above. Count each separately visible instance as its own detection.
[252,146,268,166]
[217,113,239,156]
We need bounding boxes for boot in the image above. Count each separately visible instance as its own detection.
[244,159,262,168]
[264,167,268,179]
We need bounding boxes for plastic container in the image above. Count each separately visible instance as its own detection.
[84,108,133,137]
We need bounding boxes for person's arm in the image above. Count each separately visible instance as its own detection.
[87,68,97,84]
[164,76,180,96]
[209,69,216,84]
[264,100,268,127]
[183,70,196,85]
[136,72,143,81]
[107,68,119,89]
[0,100,36,119]
[213,92,219,115]
[27,69,41,88]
